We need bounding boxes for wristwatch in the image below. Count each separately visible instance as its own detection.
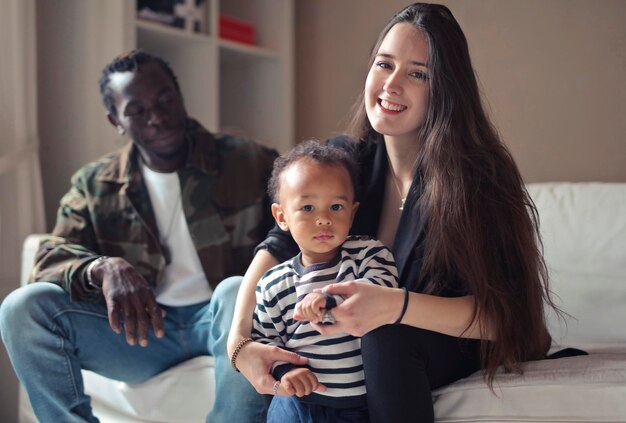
[86,256,109,291]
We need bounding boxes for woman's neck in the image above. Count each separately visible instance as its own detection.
[384,135,419,187]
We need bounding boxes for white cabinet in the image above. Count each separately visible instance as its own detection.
[37,0,294,227]
[136,0,294,152]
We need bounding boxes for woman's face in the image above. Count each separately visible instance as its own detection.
[365,23,430,141]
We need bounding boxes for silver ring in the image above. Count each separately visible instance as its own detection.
[272,380,280,395]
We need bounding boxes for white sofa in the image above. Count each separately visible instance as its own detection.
[18,182,626,422]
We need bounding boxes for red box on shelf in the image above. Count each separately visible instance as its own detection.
[219,15,256,45]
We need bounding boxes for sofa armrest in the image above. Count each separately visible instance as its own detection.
[21,234,47,286]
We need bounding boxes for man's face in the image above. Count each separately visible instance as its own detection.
[107,62,188,171]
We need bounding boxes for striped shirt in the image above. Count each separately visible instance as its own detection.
[253,236,399,408]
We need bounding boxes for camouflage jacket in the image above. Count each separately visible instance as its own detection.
[30,119,277,302]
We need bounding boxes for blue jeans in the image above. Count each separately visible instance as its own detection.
[268,396,369,423]
[0,277,270,423]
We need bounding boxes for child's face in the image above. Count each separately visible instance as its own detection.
[272,159,359,266]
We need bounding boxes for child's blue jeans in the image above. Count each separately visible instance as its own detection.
[268,396,369,423]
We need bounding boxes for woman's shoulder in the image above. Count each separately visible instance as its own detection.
[327,134,380,161]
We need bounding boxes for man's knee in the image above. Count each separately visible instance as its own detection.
[212,276,243,305]
[0,283,65,341]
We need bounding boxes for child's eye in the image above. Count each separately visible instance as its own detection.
[301,205,314,212]
[330,204,344,211]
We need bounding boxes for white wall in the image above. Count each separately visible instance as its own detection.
[295,0,626,182]
[37,0,134,230]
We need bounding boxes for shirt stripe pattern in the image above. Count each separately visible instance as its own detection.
[253,236,398,408]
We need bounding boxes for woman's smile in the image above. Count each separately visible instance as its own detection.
[378,98,407,113]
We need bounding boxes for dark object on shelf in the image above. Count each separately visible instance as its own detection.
[219,15,256,45]
[138,0,207,33]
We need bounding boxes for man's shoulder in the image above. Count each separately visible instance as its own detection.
[69,147,126,186]
[214,132,277,160]
[191,128,277,176]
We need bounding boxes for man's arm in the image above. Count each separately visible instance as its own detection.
[31,166,164,346]
[29,170,103,301]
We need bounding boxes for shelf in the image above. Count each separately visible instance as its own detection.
[218,39,280,59]
[136,0,293,152]
[136,19,211,45]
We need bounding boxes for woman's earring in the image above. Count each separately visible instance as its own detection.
[117,125,125,135]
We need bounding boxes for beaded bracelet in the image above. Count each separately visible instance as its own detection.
[393,287,409,325]
[230,337,254,372]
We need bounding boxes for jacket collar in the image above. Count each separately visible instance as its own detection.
[96,118,218,184]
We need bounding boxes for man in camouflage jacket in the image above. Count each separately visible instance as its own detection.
[31,118,275,303]
[0,50,276,422]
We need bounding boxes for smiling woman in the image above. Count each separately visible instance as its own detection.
[231,3,557,423]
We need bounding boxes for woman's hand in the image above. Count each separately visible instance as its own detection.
[234,341,309,395]
[311,281,405,337]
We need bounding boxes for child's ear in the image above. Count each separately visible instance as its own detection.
[271,203,290,232]
[350,201,360,222]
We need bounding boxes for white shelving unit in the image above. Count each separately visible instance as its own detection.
[135,0,294,152]
[37,0,293,226]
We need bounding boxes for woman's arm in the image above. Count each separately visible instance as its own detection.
[313,282,494,340]
[227,249,308,394]
[228,249,278,352]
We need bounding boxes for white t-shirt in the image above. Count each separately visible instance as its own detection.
[141,162,213,306]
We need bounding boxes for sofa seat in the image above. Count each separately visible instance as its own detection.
[82,356,215,423]
[433,352,626,422]
[18,182,626,422]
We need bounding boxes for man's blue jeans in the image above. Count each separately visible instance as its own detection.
[0,277,270,422]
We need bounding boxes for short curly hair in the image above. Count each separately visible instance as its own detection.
[99,49,181,117]
[268,140,359,203]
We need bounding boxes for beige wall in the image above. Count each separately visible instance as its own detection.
[295,0,626,182]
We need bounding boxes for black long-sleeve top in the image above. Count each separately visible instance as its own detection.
[258,135,467,297]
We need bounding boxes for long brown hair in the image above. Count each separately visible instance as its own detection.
[348,3,555,386]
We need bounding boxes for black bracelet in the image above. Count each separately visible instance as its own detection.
[393,287,409,325]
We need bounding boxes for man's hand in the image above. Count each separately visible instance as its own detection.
[293,292,327,322]
[92,257,165,347]
[276,367,326,397]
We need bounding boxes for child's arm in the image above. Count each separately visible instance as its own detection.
[276,367,326,397]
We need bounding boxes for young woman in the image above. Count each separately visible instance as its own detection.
[228,3,555,422]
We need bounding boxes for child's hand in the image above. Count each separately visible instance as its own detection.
[279,367,326,397]
[293,292,327,322]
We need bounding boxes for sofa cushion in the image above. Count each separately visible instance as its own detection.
[83,356,215,423]
[433,353,626,422]
[527,183,626,353]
